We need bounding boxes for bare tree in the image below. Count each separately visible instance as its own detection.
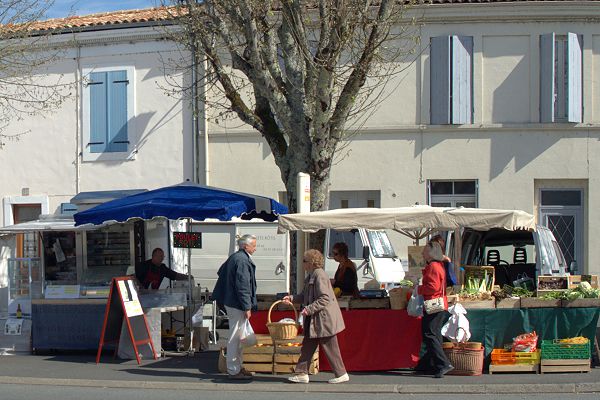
[164,0,423,212]
[0,0,73,147]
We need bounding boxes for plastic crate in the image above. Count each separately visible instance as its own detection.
[490,349,541,365]
[541,339,591,360]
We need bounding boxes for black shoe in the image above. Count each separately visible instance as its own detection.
[434,364,454,378]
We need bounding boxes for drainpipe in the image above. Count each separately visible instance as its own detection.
[202,57,210,186]
[191,41,199,184]
[75,40,81,194]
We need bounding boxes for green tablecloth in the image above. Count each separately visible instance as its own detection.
[466,307,600,363]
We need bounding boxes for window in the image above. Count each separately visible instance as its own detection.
[430,36,473,125]
[428,180,477,208]
[540,33,582,123]
[82,66,135,161]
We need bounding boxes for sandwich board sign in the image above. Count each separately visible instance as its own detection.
[96,276,156,365]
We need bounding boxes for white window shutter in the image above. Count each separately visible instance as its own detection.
[567,32,583,123]
[430,36,451,125]
[539,33,555,123]
[451,36,473,124]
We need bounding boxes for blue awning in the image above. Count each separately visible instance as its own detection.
[74,182,288,226]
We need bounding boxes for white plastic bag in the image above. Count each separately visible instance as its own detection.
[441,303,471,342]
[240,319,257,347]
[407,286,424,318]
[191,306,204,327]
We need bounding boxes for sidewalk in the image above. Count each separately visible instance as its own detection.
[0,351,599,394]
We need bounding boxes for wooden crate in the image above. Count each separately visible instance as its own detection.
[537,276,568,291]
[520,297,561,308]
[540,359,591,374]
[273,353,319,374]
[561,298,600,308]
[489,364,539,374]
[463,266,495,292]
[568,275,599,289]
[495,298,521,309]
[461,299,495,309]
[349,298,390,309]
[243,362,274,373]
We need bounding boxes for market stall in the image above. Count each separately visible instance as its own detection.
[251,309,422,371]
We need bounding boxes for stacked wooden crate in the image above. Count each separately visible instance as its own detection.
[488,349,541,374]
[242,334,275,373]
[540,339,591,374]
[242,334,318,374]
[273,336,319,374]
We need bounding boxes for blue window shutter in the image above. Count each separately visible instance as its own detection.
[430,36,451,124]
[107,70,129,152]
[451,36,473,124]
[540,33,555,123]
[567,33,583,123]
[89,72,107,153]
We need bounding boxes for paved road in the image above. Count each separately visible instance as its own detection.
[1,384,600,400]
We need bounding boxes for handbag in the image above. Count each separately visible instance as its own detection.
[423,285,446,314]
[407,286,424,317]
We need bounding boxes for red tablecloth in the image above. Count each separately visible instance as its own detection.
[250,309,421,372]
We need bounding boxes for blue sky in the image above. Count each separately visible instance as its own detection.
[47,0,160,19]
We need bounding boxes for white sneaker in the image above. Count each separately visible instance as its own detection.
[288,374,309,383]
[328,373,349,384]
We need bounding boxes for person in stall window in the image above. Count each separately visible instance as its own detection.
[135,248,191,290]
[331,242,359,298]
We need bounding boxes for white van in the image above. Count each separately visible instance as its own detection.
[182,221,290,295]
[451,225,568,288]
[324,228,406,290]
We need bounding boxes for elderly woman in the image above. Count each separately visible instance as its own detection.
[415,241,453,378]
[331,242,359,298]
[283,249,349,384]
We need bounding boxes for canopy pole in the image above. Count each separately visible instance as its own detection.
[186,217,194,353]
[295,173,310,295]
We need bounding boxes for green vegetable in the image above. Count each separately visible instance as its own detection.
[399,279,414,288]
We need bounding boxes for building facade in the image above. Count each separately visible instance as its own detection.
[1,2,600,279]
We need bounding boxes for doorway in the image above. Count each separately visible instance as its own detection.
[539,189,583,273]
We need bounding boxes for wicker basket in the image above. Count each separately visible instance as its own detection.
[266,300,300,340]
[389,287,411,310]
[443,343,484,376]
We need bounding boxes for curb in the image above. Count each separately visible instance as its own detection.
[1,376,600,394]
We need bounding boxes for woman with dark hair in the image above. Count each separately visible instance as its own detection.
[331,242,359,297]
[414,241,453,378]
[430,234,456,288]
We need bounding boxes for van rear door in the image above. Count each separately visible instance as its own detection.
[533,225,568,276]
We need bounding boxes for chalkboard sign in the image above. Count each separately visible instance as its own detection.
[96,276,156,365]
[173,231,202,248]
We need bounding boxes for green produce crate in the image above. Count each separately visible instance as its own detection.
[541,339,590,360]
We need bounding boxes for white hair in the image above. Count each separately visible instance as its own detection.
[237,234,257,248]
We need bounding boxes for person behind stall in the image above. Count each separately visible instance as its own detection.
[414,241,453,378]
[211,234,258,380]
[331,242,359,298]
[284,249,349,384]
[135,248,191,290]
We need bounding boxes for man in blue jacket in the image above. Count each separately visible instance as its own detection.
[211,234,258,380]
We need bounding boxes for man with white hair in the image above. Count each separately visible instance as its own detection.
[211,234,258,380]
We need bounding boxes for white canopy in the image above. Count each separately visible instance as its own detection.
[277,206,535,234]
[0,215,94,234]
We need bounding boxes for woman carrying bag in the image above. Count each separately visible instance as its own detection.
[414,241,453,378]
[283,249,349,384]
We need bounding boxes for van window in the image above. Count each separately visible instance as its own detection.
[328,229,361,259]
[367,231,397,258]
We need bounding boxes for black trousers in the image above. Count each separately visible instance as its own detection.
[417,311,451,373]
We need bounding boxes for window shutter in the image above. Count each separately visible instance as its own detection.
[451,36,473,124]
[430,36,451,124]
[107,70,129,152]
[89,72,107,153]
[567,33,583,123]
[539,33,555,123]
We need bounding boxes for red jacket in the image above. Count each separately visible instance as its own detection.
[418,261,448,309]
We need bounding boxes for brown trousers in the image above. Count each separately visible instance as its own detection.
[295,334,347,378]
